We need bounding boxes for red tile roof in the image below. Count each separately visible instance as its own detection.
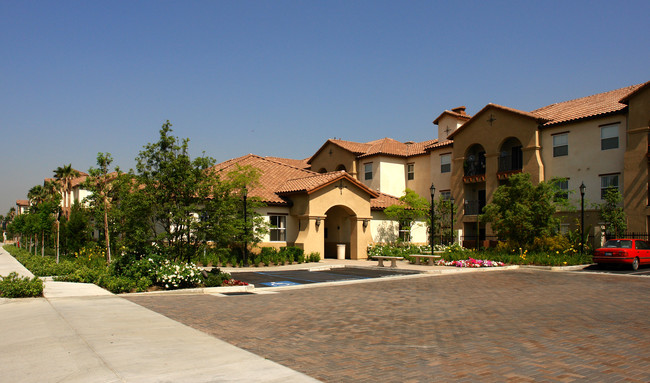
[211,154,384,206]
[210,154,317,205]
[308,138,438,163]
[447,103,548,140]
[533,82,646,127]
[264,157,310,169]
[16,199,29,206]
[277,171,379,198]
[371,192,405,210]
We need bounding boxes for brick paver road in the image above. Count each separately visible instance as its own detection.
[126,270,650,382]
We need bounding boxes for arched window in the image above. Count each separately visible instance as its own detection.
[499,137,523,172]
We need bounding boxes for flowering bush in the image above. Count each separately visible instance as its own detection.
[222,279,249,286]
[151,259,202,290]
[436,258,505,268]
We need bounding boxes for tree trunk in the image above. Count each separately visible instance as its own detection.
[103,199,111,263]
[41,231,45,257]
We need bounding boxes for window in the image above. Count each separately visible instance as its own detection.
[364,163,373,180]
[269,215,286,242]
[555,179,569,201]
[440,154,451,173]
[600,174,620,199]
[407,163,414,180]
[553,133,568,157]
[440,190,451,200]
[398,220,411,242]
[601,124,619,150]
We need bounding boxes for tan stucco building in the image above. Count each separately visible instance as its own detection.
[214,80,650,257]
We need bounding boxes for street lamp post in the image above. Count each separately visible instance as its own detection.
[429,183,435,253]
[243,187,248,266]
[579,182,586,256]
[450,196,454,245]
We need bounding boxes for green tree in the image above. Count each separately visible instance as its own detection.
[62,202,92,254]
[135,121,218,263]
[481,173,561,246]
[384,189,430,243]
[600,187,627,238]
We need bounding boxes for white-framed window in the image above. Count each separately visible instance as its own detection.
[601,124,619,150]
[398,220,411,242]
[553,133,568,157]
[407,163,414,180]
[440,154,451,173]
[600,174,620,200]
[269,215,286,242]
[364,163,373,180]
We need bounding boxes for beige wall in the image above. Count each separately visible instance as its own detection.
[406,154,433,199]
[370,210,427,244]
[429,148,452,198]
[624,86,650,232]
[437,114,464,143]
[309,142,358,175]
[540,115,626,208]
[287,178,374,259]
[450,108,542,235]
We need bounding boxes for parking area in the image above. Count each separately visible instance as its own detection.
[127,269,650,382]
[579,264,650,276]
[229,267,420,288]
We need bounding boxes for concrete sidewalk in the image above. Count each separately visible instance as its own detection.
[0,244,319,383]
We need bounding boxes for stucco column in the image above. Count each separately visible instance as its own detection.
[349,216,372,260]
[522,145,544,184]
[295,216,325,258]
[484,152,500,201]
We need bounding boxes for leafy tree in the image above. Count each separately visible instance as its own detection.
[62,202,92,254]
[135,121,219,262]
[384,189,430,242]
[600,187,627,238]
[481,173,561,246]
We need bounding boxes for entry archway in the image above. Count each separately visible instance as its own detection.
[323,205,356,259]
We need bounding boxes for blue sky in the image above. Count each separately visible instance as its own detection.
[1,0,649,214]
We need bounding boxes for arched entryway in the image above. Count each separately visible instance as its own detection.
[323,205,355,259]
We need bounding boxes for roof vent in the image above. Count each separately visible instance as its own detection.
[405,141,414,145]
[451,106,467,115]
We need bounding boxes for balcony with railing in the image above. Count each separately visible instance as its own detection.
[497,152,523,179]
[464,200,486,216]
[463,151,486,183]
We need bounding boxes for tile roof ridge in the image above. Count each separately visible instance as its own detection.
[261,156,317,173]
[532,82,644,113]
[285,170,345,183]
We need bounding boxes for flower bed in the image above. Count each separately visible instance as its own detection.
[436,258,505,268]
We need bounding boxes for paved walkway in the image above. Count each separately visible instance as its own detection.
[0,244,318,383]
[127,269,650,382]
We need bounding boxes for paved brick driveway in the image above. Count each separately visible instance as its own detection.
[126,270,650,382]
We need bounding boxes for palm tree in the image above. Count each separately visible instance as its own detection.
[54,164,80,218]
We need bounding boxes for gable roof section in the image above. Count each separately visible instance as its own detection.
[533,82,646,127]
[210,154,318,205]
[276,170,380,198]
[447,103,549,140]
[433,108,472,125]
[619,80,650,104]
[308,138,438,163]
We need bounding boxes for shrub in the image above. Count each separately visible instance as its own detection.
[151,259,202,290]
[202,268,232,287]
[54,266,107,284]
[308,252,321,263]
[0,272,44,298]
[98,274,137,294]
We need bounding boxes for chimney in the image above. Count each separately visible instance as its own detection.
[451,106,467,116]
